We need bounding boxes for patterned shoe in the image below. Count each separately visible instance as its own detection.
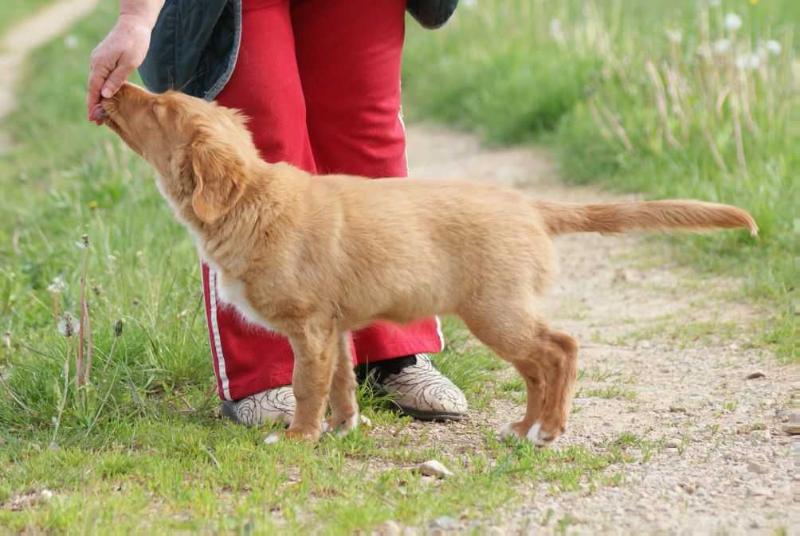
[220,386,295,427]
[366,354,468,421]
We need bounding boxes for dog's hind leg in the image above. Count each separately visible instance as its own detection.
[462,302,578,446]
[508,329,578,445]
[326,333,362,434]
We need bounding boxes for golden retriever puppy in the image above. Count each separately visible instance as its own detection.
[97,82,757,445]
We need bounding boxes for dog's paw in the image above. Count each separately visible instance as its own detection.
[497,421,518,440]
[325,413,371,437]
[498,421,555,447]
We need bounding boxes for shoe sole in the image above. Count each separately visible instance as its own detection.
[394,403,467,422]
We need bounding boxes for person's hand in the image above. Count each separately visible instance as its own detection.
[87,15,151,123]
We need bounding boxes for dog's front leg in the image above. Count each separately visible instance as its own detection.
[326,333,361,434]
[281,322,339,442]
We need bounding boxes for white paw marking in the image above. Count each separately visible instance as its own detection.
[526,422,541,442]
[320,421,331,433]
[359,415,372,427]
[263,432,281,445]
[526,421,552,446]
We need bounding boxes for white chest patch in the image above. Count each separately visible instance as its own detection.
[216,274,277,333]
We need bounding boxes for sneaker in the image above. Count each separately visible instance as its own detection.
[361,354,468,421]
[220,385,295,426]
[222,355,468,425]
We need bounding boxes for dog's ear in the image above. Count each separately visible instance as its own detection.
[189,133,246,224]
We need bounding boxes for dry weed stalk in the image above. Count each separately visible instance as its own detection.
[645,60,680,150]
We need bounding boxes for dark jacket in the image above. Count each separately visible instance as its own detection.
[139,0,458,100]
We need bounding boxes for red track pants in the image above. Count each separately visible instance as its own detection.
[201,0,444,401]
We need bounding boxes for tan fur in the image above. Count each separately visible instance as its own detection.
[101,83,757,444]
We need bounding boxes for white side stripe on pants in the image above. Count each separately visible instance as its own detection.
[208,268,233,401]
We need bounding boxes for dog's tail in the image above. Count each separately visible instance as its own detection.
[535,199,758,237]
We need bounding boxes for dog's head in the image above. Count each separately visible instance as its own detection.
[98,82,258,224]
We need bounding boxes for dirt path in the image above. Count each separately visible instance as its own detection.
[0,0,98,152]
[406,125,798,534]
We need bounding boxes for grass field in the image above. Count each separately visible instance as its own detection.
[403,0,798,360]
[0,2,654,532]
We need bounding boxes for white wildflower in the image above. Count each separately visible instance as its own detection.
[713,38,731,54]
[47,275,66,294]
[765,40,782,56]
[63,35,78,49]
[735,53,760,70]
[57,313,77,338]
[550,18,564,41]
[724,13,742,32]
[666,29,682,44]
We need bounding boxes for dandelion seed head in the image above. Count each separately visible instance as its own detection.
[550,18,564,41]
[713,38,731,54]
[666,29,682,44]
[735,53,760,70]
[765,40,781,56]
[64,35,78,49]
[724,13,742,32]
[47,275,66,294]
[57,313,77,338]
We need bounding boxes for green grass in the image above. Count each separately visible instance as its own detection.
[403,0,799,360]
[0,0,55,37]
[0,3,643,532]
